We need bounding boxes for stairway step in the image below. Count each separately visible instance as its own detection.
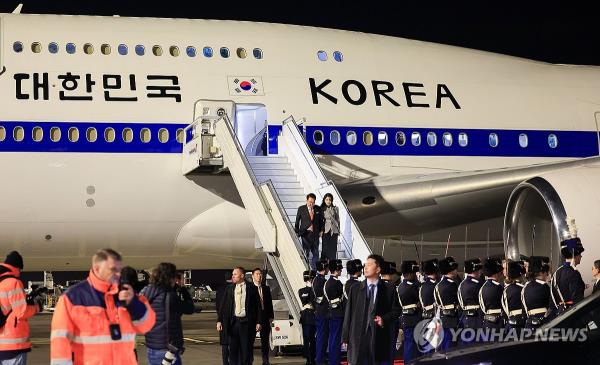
[257,175,299,183]
[281,201,304,209]
[270,182,302,190]
[277,196,306,205]
[250,163,292,170]
[247,156,288,164]
[253,169,296,176]
[273,188,305,197]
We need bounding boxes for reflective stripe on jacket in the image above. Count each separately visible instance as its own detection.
[0,264,39,352]
[50,271,156,365]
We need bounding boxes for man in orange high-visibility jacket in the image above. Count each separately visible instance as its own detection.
[0,251,41,365]
[51,249,156,365]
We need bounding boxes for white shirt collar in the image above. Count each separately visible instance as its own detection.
[535,279,546,285]
[366,278,379,286]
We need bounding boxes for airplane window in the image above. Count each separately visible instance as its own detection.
[135,45,145,56]
[101,44,111,55]
[346,131,357,145]
[548,134,558,148]
[140,128,151,143]
[68,127,79,142]
[363,131,373,146]
[443,132,453,147]
[458,132,468,147]
[313,130,324,145]
[118,44,128,55]
[237,48,247,59]
[411,132,421,146]
[122,128,133,143]
[395,132,406,146]
[86,127,98,142]
[427,132,437,146]
[489,133,499,147]
[0,126,5,141]
[50,127,62,142]
[13,41,23,53]
[330,130,341,145]
[333,51,343,62]
[158,128,169,143]
[48,42,59,54]
[378,131,388,146]
[152,45,163,56]
[220,47,230,58]
[104,127,116,143]
[176,128,184,143]
[32,127,43,142]
[203,47,213,58]
[317,50,327,61]
[170,46,180,57]
[186,46,196,57]
[31,42,41,53]
[83,43,94,55]
[66,43,76,54]
[519,133,528,148]
[13,127,24,142]
[253,48,263,59]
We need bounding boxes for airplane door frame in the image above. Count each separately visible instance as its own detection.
[594,112,600,155]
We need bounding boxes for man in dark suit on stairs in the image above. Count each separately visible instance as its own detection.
[295,193,324,270]
[593,260,600,294]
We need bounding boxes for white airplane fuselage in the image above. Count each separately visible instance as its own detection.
[0,14,599,271]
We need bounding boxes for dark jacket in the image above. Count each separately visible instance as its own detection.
[594,279,600,294]
[324,276,344,318]
[141,284,195,350]
[434,276,460,328]
[217,281,262,339]
[342,279,401,364]
[298,286,315,325]
[294,204,324,237]
[216,284,229,345]
[397,279,421,328]
[253,283,274,323]
[312,273,328,317]
[552,263,585,307]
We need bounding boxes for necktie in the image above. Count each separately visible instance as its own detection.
[308,207,314,231]
[235,284,242,316]
[259,285,264,310]
[366,284,376,330]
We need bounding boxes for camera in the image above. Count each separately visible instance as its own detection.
[162,344,180,365]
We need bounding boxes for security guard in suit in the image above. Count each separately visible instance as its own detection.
[313,259,329,365]
[397,261,421,363]
[419,259,439,354]
[324,259,344,365]
[502,260,526,334]
[299,270,317,365]
[458,258,483,346]
[344,259,362,300]
[551,237,585,314]
[479,258,505,335]
[435,257,460,350]
[521,256,552,329]
[381,261,400,364]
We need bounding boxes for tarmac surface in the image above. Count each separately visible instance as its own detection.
[28,305,307,365]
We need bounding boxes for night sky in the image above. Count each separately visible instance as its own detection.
[1,2,600,65]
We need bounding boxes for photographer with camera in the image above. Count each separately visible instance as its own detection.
[51,249,156,365]
[141,263,195,365]
[0,251,42,365]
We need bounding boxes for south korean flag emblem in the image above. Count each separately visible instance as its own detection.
[228,76,264,96]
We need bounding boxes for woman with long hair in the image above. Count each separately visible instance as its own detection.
[320,193,340,261]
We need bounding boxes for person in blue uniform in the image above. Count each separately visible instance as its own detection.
[434,256,460,351]
[344,259,362,301]
[457,258,483,346]
[397,260,421,363]
[521,256,552,329]
[313,259,329,365]
[418,259,439,354]
[502,260,526,337]
[299,270,317,365]
[381,261,399,364]
[479,257,505,339]
[324,259,344,365]
[551,237,585,314]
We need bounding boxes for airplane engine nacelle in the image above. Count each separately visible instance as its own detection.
[504,167,600,289]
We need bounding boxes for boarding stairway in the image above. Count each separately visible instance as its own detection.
[182,100,372,328]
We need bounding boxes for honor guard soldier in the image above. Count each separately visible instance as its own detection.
[299,270,317,365]
[419,259,439,354]
[313,259,329,365]
[344,259,362,300]
[381,261,398,284]
[381,261,399,364]
[502,260,526,334]
[434,257,460,350]
[479,258,505,334]
[552,236,585,314]
[458,258,483,345]
[397,261,421,363]
[324,259,344,365]
[521,256,552,329]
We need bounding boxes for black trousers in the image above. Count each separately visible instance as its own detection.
[301,233,320,270]
[259,320,271,363]
[302,323,316,364]
[356,326,375,365]
[229,318,252,365]
[221,344,230,365]
[320,232,338,261]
